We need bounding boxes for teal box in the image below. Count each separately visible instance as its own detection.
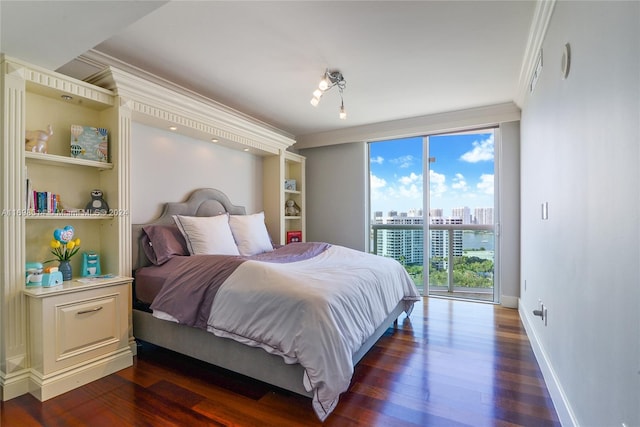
[70,125,108,163]
[42,271,63,287]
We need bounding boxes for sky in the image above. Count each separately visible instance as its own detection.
[369,131,495,217]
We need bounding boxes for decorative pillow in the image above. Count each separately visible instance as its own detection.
[173,214,240,256]
[229,212,274,256]
[141,224,189,265]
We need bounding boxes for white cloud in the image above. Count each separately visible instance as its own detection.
[398,173,422,200]
[477,174,494,195]
[399,183,421,199]
[370,174,387,189]
[451,173,468,191]
[370,155,384,165]
[429,170,447,198]
[372,172,423,213]
[398,172,420,185]
[390,155,414,168]
[460,134,494,163]
[369,174,388,204]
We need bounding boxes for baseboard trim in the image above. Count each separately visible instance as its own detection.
[1,370,30,401]
[28,349,132,401]
[518,300,578,426]
[500,294,519,308]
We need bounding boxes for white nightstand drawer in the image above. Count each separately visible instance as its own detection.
[56,295,120,360]
[26,278,132,381]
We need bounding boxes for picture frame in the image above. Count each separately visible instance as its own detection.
[286,230,302,244]
[70,125,109,163]
[284,179,297,191]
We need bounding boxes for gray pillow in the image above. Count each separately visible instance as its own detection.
[142,224,189,265]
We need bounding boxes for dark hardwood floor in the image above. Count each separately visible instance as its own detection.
[1,297,560,426]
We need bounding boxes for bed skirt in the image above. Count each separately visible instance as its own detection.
[132,299,405,397]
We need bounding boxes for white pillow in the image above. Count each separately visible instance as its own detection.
[229,212,274,256]
[173,214,240,256]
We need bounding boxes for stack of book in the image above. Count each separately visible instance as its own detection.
[28,190,61,214]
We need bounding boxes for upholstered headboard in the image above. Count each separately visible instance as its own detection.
[132,188,246,270]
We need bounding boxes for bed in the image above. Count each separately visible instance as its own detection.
[132,188,420,420]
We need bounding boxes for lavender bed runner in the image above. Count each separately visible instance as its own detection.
[150,242,331,329]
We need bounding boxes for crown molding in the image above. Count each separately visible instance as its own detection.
[295,102,521,150]
[514,0,556,108]
[79,50,295,155]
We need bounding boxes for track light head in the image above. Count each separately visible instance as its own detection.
[310,69,347,119]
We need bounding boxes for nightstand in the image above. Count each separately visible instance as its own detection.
[23,276,133,401]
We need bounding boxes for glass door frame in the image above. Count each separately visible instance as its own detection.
[423,128,501,303]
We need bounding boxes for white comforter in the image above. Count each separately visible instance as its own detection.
[204,245,420,420]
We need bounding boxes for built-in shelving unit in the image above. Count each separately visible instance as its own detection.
[263,151,306,245]
[1,55,133,401]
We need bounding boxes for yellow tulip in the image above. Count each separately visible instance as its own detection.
[75,238,81,246]
[50,240,61,249]
[67,241,75,250]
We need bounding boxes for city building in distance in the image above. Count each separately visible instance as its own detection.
[372,206,494,269]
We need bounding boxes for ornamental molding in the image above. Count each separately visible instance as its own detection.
[81,51,295,155]
[2,56,114,107]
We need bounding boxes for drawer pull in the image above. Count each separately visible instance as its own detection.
[77,306,103,315]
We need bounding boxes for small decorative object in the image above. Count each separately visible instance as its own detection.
[286,230,302,244]
[70,125,108,162]
[81,251,101,277]
[284,179,297,191]
[45,225,81,281]
[25,262,44,287]
[85,189,109,213]
[58,261,72,282]
[25,124,53,153]
[285,199,301,216]
[41,266,63,287]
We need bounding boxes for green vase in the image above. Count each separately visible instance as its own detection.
[58,260,72,281]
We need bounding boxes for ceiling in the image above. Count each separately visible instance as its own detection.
[1,1,537,140]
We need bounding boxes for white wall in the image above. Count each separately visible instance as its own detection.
[519,2,640,426]
[130,122,263,224]
[300,142,368,250]
[498,121,520,308]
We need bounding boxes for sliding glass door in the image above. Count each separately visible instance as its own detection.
[369,128,499,303]
[426,129,498,302]
[369,136,425,294]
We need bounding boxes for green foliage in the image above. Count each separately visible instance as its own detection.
[402,255,494,289]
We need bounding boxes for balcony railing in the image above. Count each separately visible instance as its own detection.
[371,223,495,301]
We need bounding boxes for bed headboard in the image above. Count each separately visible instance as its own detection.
[132,188,246,270]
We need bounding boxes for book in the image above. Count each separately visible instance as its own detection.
[286,230,302,244]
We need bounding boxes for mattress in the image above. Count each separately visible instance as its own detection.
[134,258,182,304]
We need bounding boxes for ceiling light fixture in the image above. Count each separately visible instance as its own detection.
[310,69,347,119]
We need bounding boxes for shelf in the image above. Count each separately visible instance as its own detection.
[285,216,302,220]
[25,213,114,220]
[25,152,113,170]
[284,189,301,195]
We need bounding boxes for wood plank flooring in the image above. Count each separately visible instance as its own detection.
[1,297,560,426]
